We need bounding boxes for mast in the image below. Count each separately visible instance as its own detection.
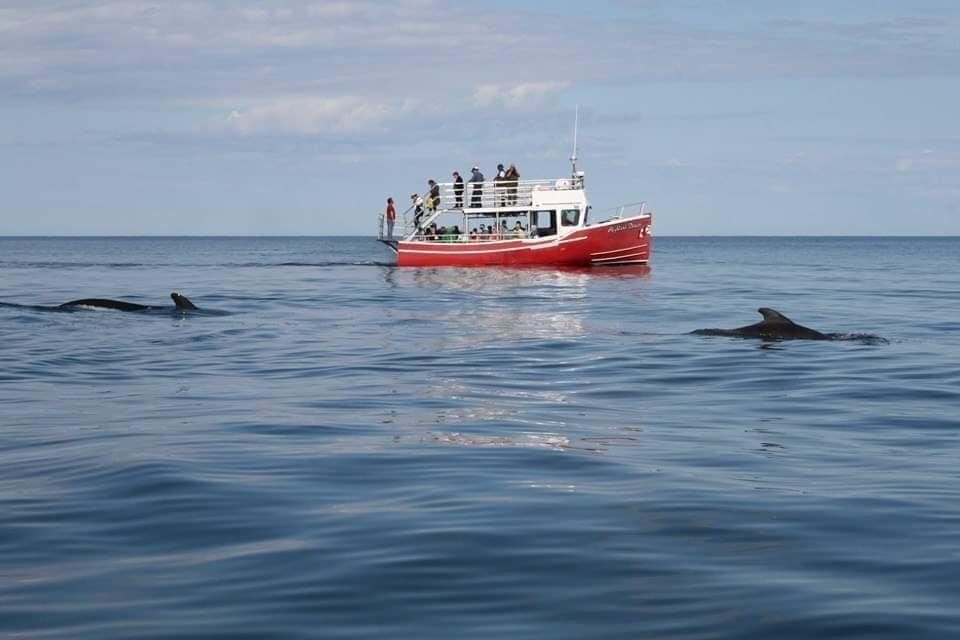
[570,106,579,176]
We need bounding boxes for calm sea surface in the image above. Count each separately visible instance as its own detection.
[1,236,958,639]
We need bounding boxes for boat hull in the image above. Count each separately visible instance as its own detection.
[396,214,652,267]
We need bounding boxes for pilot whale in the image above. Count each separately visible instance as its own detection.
[692,308,886,343]
[0,292,204,314]
[59,292,197,312]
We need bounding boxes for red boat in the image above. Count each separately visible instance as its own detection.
[378,171,652,267]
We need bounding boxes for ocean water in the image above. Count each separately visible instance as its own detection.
[1,236,958,639]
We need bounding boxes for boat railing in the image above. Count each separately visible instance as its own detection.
[407,229,536,243]
[378,177,586,241]
[428,177,580,212]
[594,201,647,224]
[378,204,416,242]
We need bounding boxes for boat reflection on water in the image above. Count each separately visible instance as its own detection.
[448,308,585,345]
[379,265,651,306]
[407,263,650,291]
[399,265,651,347]
[428,431,571,451]
[552,264,652,279]
[386,265,654,456]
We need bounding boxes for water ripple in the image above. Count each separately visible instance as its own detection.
[1,237,959,639]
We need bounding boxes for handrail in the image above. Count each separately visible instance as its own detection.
[402,177,583,217]
[406,227,538,243]
[381,175,594,241]
[593,201,647,223]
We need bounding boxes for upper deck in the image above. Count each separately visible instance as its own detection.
[380,174,590,243]
[434,175,586,211]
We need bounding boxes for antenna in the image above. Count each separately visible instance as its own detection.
[570,106,579,175]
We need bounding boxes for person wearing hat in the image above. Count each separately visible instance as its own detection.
[452,171,465,209]
[469,166,485,208]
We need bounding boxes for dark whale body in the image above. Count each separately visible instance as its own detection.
[59,292,198,312]
[0,292,212,315]
[59,298,151,311]
[692,308,886,343]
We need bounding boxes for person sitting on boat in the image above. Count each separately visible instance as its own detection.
[469,227,479,241]
[469,167,484,207]
[450,225,462,242]
[504,164,520,204]
[485,224,494,239]
[512,220,525,238]
[427,179,440,211]
[452,171,465,209]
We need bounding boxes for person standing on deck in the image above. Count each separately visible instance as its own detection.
[385,197,396,240]
[469,167,485,207]
[452,171,464,209]
[494,163,506,206]
[428,179,441,211]
[504,164,520,204]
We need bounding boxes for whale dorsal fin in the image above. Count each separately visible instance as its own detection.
[171,292,197,310]
[758,308,794,324]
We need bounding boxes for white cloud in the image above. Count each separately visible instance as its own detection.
[220,95,418,136]
[305,2,368,19]
[920,186,960,201]
[3,0,958,111]
[895,149,960,172]
[471,82,570,110]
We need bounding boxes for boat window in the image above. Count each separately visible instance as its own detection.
[561,209,580,226]
[533,210,556,237]
[584,206,591,225]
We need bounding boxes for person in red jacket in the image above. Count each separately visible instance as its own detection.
[385,197,396,239]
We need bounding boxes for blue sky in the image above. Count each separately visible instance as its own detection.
[1,0,958,235]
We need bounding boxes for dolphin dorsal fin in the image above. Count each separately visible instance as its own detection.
[171,292,198,310]
[758,307,793,324]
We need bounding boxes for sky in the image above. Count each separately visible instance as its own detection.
[1,0,959,236]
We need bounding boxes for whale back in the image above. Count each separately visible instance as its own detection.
[59,298,149,311]
[748,307,827,339]
[692,307,831,340]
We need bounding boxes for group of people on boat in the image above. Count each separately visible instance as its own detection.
[452,164,521,209]
[419,220,529,242]
[425,163,522,212]
[382,162,522,240]
[472,220,527,239]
